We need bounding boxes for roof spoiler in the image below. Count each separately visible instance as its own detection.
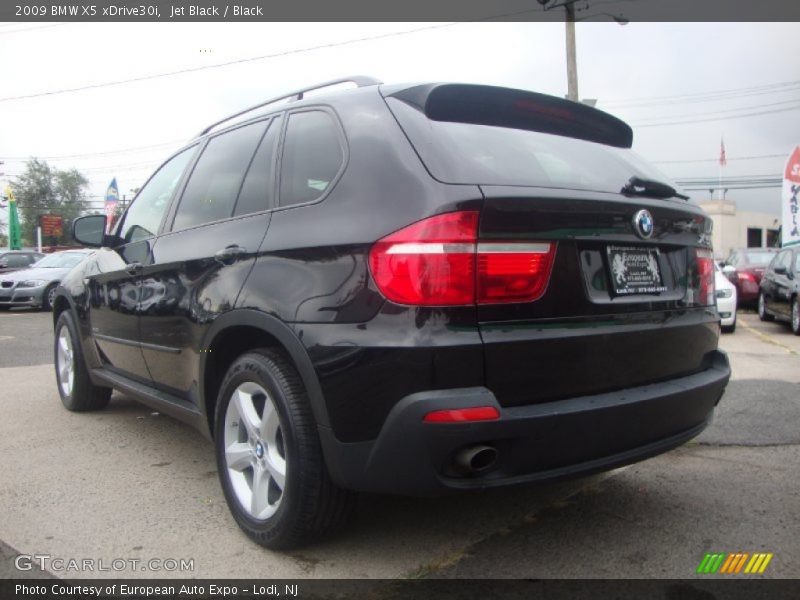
[387,83,633,149]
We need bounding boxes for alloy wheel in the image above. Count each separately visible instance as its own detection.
[47,286,57,309]
[793,299,800,333]
[223,382,287,521]
[56,326,75,396]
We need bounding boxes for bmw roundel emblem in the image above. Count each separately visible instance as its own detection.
[633,209,654,239]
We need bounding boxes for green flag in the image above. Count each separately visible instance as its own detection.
[5,186,21,250]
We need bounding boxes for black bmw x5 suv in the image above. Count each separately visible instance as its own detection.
[54,77,730,549]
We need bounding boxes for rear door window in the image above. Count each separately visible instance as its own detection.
[173,120,267,231]
[279,110,344,207]
[234,117,281,216]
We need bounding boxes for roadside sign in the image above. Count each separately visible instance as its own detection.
[783,146,800,248]
[40,214,63,238]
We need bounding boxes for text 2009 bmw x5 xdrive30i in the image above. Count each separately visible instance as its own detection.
[54,77,730,549]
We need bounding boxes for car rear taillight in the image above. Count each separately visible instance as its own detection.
[477,243,556,304]
[695,248,715,306]
[368,211,556,306]
[738,271,756,283]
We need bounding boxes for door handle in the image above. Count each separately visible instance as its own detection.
[214,245,246,265]
[125,262,142,275]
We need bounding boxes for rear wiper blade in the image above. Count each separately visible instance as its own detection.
[621,176,689,201]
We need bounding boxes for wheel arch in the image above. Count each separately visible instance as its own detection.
[52,291,72,325]
[200,309,330,438]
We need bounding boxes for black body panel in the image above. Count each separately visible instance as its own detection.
[53,81,729,497]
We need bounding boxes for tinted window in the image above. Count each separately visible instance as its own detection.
[279,111,343,207]
[387,97,677,193]
[4,254,29,267]
[173,121,267,231]
[234,118,280,216]
[121,147,195,243]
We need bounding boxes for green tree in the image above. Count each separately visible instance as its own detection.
[9,159,89,246]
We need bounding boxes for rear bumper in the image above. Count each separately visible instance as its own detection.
[319,350,730,495]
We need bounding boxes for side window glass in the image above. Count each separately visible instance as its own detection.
[7,255,28,267]
[173,120,267,231]
[279,110,344,207]
[234,117,281,217]
[120,147,195,244]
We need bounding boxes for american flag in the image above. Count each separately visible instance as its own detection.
[719,138,727,167]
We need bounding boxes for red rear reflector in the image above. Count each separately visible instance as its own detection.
[369,211,556,306]
[423,406,500,423]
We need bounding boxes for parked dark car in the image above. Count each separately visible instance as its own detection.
[758,247,800,334]
[0,250,44,274]
[52,78,730,549]
[0,249,92,310]
[722,247,779,307]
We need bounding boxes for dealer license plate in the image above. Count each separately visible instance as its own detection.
[606,245,667,296]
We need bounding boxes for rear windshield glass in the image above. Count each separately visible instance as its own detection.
[744,250,777,266]
[387,97,675,194]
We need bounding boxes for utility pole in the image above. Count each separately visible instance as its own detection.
[565,1,579,102]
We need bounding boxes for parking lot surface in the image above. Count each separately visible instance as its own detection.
[0,308,797,579]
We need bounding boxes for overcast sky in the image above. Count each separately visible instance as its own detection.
[0,21,798,225]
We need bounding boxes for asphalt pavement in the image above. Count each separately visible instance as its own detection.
[0,307,797,580]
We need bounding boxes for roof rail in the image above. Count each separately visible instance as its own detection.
[196,76,383,137]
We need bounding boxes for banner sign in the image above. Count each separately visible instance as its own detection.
[783,146,800,248]
[105,177,119,232]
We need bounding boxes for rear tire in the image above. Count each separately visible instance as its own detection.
[54,311,112,411]
[214,348,356,549]
[758,292,773,322]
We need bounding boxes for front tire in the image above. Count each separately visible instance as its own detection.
[758,292,773,322]
[792,297,800,336]
[214,349,356,549]
[54,311,112,411]
[42,283,57,311]
[721,318,736,334]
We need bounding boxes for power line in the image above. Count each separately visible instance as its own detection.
[0,23,464,103]
[602,79,800,107]
[651,153,787,164]
[632,104,800,127]
[0,23,69,35]
[623,98,800,123]
[1,140,184,160]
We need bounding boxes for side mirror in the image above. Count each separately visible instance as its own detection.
[72,215,107,248]
[718,261,726,268]
[774,265,787,275]
[722,265,736,276]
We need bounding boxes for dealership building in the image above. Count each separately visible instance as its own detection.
[696,199,781,260]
